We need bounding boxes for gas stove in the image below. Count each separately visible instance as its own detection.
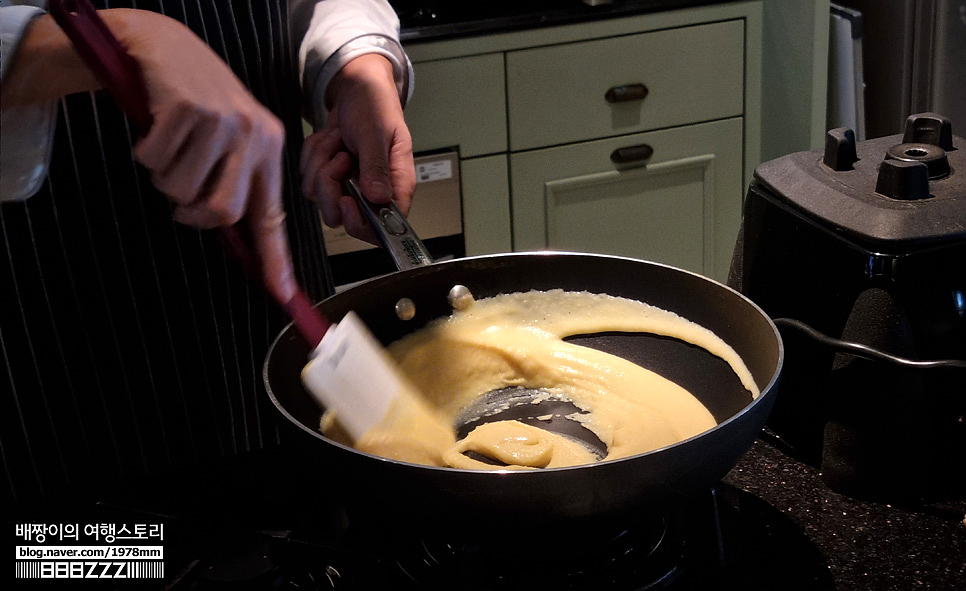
[10,436,964,590]
[150,475,829,590]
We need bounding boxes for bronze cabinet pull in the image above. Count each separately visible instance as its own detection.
[604,83,648,103]
[610,144,654,164]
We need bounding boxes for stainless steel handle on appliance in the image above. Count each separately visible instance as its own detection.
[344,178,434,270]
[610,144,654,165]
[773,318,966,372]
[604,83,648,103]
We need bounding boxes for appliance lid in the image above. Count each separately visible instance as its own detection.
[753,113,964,247]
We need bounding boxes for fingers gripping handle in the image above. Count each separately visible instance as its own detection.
[219,226,330,348]
[344,178,434,271]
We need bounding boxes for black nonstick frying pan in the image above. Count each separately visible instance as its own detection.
[264,250,783,533]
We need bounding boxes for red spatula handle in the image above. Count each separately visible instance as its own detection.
[48,0,153,131]
[48,0,329,349]
[219,226,330,347]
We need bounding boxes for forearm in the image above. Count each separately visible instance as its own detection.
[0,14,99,108]
[297,0,412,127]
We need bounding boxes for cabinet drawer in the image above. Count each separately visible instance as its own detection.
[506,20,745,151]
[406,54,507,158]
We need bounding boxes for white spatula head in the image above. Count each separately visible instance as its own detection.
[300,311,421,442]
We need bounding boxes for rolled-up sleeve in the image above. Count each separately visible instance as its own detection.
[297,0,413,128]
[1,2,56,202]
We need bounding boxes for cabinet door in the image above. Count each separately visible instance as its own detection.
[406,54,507,158]
[510,118,743,281]
[461,155,511,255]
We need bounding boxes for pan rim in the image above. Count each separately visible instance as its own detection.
[263,251,784,475]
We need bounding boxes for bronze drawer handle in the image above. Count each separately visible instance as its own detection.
[604,83,648,103]
[610,144,654,165]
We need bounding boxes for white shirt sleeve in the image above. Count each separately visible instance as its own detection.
[0,1,56,202]
[296,0,413,128]
[0,0,414,201]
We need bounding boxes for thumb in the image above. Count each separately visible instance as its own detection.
[247,163,297,304]
[356,140,394,204]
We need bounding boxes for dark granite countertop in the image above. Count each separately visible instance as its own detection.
[392,0,738,43]
[724,434,966,590]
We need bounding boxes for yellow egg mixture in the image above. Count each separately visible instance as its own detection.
[323,289,759,470]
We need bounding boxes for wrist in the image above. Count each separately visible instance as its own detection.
[0,8,171,109]
[324,54,396,111]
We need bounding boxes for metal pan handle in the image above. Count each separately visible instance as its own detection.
[344,178,434,271]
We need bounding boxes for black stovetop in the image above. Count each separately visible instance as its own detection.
[10,433,964,590]
[390,0,737,43]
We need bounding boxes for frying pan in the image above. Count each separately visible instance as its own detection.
[264,251,783,532]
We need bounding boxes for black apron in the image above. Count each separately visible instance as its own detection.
[0,0,333,505]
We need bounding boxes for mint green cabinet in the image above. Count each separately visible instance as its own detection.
[461,155,511,255]
[511,118,743,280]
[406,55,507,158]
[404,2,764,278]
[506,20,745,151]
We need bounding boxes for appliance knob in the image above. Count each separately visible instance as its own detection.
[885,142,950,179]
[902,112,954,151]
[874,159,931,201]
[823,127,858,171]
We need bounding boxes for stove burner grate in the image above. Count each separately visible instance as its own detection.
[81,479,835,590]
[356,512,693,590]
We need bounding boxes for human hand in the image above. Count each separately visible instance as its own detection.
[105,9,296,302]
[300,54,415,244]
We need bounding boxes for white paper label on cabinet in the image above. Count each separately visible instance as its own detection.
[416,159,453,183]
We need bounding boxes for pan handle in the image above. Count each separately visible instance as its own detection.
[48,0,329,349]
[344,178,434,271]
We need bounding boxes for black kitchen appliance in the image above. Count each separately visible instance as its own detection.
[729,112,966,502]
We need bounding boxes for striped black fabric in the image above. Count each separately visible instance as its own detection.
[0,0,333,504]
